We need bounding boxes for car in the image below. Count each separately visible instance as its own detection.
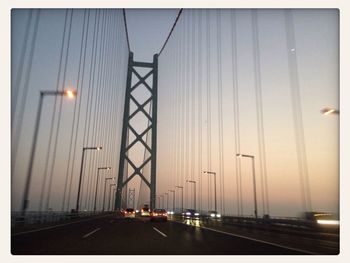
[206,210,221,220]
[140,205,150,217]
[150,209,168,222]
[182,209,200,219]
[301,211,339,227]
[205,210,221,221]
[123,208,136,218]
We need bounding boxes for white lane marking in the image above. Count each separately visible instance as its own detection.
[199,226,316,255]
[153,227,167,237]
[12,214,112,237]
[172,220,315,255]
[83,228,101,238]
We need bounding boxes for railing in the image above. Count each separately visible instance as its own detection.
[11,211,111,227]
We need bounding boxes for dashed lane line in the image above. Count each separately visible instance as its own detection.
[82,228,101,238]
[153,227,167,237]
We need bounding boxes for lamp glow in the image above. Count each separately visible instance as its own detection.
[64,89,77,99]
[317,219,339,225]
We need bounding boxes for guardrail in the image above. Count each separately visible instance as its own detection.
[11,211,111,227]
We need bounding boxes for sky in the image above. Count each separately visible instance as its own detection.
[10,8,339,218]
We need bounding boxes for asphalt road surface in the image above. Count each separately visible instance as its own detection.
[12,214,309,255]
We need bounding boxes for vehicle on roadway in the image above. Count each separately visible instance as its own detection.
[140,204,150,217]
[182,209,200,220]
[150,209,168,222]
[301,211,339,228]
[123,208,136,218]
[206,210,221,220]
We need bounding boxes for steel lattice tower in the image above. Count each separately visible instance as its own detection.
[115,52,158,211]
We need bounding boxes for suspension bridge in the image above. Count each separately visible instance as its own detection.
[11,9,339,255]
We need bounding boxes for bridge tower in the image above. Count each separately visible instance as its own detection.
[115,52,158,211]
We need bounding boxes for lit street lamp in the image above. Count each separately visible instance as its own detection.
[102,177,115,211]
[76,146,102,212]
[176,186,184,213]
[186,180,196,210]
[203,171,217,213]
[169,190,175,213]
[156,195,161,208]
[321,107,339,115]
[108,183,116,211]
[236,153,258,218]
[164,193,169,211]
[93,167,111,212]
[159,195,165,209]
[21,89,77,216]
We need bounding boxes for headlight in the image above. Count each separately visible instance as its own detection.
[210,213,215,217]
[186,212,191,215]
[317,219,339,225]
[216,214,221,218]
[136,210,139,213]
[194,213,199,216]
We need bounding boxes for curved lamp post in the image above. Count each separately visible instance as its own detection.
[236,153,258,218]
[93,167,111,212]
[21,89,77,216]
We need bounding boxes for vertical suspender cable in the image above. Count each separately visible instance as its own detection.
[216,9,225,214]
[45,9,74,211]
[80,9,101,210]
[66,9,98,211]
[206,10,212,210]
[38,10,68,212]
[230,10,243,216]
[12,10,33,128]
[252,9,270,216]
[285,10,312,212]
[61,9,88,211]
[197,10,203,212]
[12,10,40,178]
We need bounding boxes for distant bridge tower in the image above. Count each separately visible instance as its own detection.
[115,52,158,211]
[128,188,135,209]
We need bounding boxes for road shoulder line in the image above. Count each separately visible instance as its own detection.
[12,214,113,236]
[172,220,315,255]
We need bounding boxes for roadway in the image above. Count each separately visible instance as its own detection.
[12,214,308,255]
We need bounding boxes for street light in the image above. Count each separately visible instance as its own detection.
[108,183,116,211]
[186,180,196,210]
[169,190,175,213]
[176,186,184,213]
[21,89,77,216]
[156,195,161,208]
[75,146,102,212]
[236,153,258,218]
[93,167,111,212]
[321,107,339,115]
[203,171,217,213]
[102,177,115,211]
[164,193,169,211]
[159,195,165,209]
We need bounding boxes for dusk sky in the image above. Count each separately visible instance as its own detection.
[10,8,339,218]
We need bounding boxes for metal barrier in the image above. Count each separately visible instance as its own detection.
[11,211,110,227]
